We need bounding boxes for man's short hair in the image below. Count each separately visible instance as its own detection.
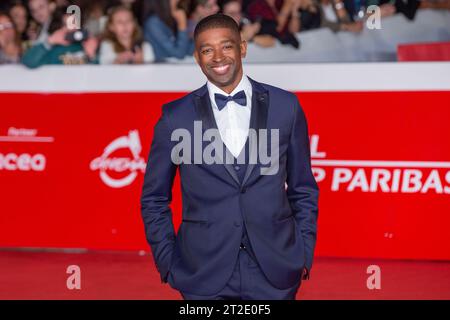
[194,13,240,42]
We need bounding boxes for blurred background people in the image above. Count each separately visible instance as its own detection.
[54,0,70,8]
[344,0,419,21]
[318,0,362,32]
[107,0,146,25]
[0,0,447,64]
[8,0,30,41]
[219,0,276,47]
[420,0,450,10]
[185,0,220,36]
[247,0,301,48]
[0,12,22,64]
[100,5,154,64]
[143,0,194,62]
[27,0,54,44]
[22,7,98,68]
[82,0,108,39]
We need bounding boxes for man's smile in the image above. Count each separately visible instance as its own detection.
[210,63,232,75]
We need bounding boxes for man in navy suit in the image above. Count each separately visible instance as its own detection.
[140,13,319,300]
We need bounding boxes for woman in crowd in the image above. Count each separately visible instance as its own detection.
[8,0,30,41]
[0,12,22,64]
[107,0,146,25]
[143,0,194,62]
[27,0,54,44]
[99,5,154,64]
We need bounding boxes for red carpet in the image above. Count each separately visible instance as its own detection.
[1,249,449,300]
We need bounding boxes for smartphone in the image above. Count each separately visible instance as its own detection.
[65,29,89,43]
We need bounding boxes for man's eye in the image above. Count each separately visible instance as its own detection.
[224,45,233,49]
[202,49,212,54]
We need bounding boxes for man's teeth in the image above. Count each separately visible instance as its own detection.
[214,65,229,72]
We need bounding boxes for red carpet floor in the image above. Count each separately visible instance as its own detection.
[1,249,449,300]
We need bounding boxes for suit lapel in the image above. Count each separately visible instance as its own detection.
[193,85,241,186]
[241,78,269,187]
[193,78,269,188]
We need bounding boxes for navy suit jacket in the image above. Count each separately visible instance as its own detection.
[140,77,319,295]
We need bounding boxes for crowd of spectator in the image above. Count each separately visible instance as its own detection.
[0,0,449,67]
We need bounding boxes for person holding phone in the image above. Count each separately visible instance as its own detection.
[21,7,99,68]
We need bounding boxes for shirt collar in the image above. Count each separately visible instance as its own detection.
[207,74,253,110]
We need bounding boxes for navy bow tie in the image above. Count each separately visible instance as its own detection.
[214,90,247,111]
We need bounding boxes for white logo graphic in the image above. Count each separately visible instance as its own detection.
[90,130,146,188]
[311,135,450,194]
[0,127,53,171]
[0,153,46,171]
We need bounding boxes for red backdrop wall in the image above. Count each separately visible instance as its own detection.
[1,91,449,260]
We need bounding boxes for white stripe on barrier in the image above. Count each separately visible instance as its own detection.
[0,62,450,92]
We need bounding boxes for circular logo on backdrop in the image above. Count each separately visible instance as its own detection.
[90,130,146,188]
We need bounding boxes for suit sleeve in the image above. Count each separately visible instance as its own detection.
[140,105,178,283]
[286,94,319,279]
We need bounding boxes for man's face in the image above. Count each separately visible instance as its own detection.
[29,0,51,25]
[194,27,247,91]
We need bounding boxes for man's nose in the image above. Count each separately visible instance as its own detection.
[212,49,225,62]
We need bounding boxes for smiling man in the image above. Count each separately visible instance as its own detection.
[141,13,319,300]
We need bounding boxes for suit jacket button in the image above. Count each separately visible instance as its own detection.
[241,187,246,193]
[234,221,241,227]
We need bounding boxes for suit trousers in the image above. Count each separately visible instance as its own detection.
[176,245,302,300]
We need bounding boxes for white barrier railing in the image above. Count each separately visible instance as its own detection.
[1,62,450,93]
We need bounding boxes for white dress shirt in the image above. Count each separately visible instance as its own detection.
[207,74,253,158]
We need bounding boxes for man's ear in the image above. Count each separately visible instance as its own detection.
[240,40,248,59]
[193,50,199,65]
